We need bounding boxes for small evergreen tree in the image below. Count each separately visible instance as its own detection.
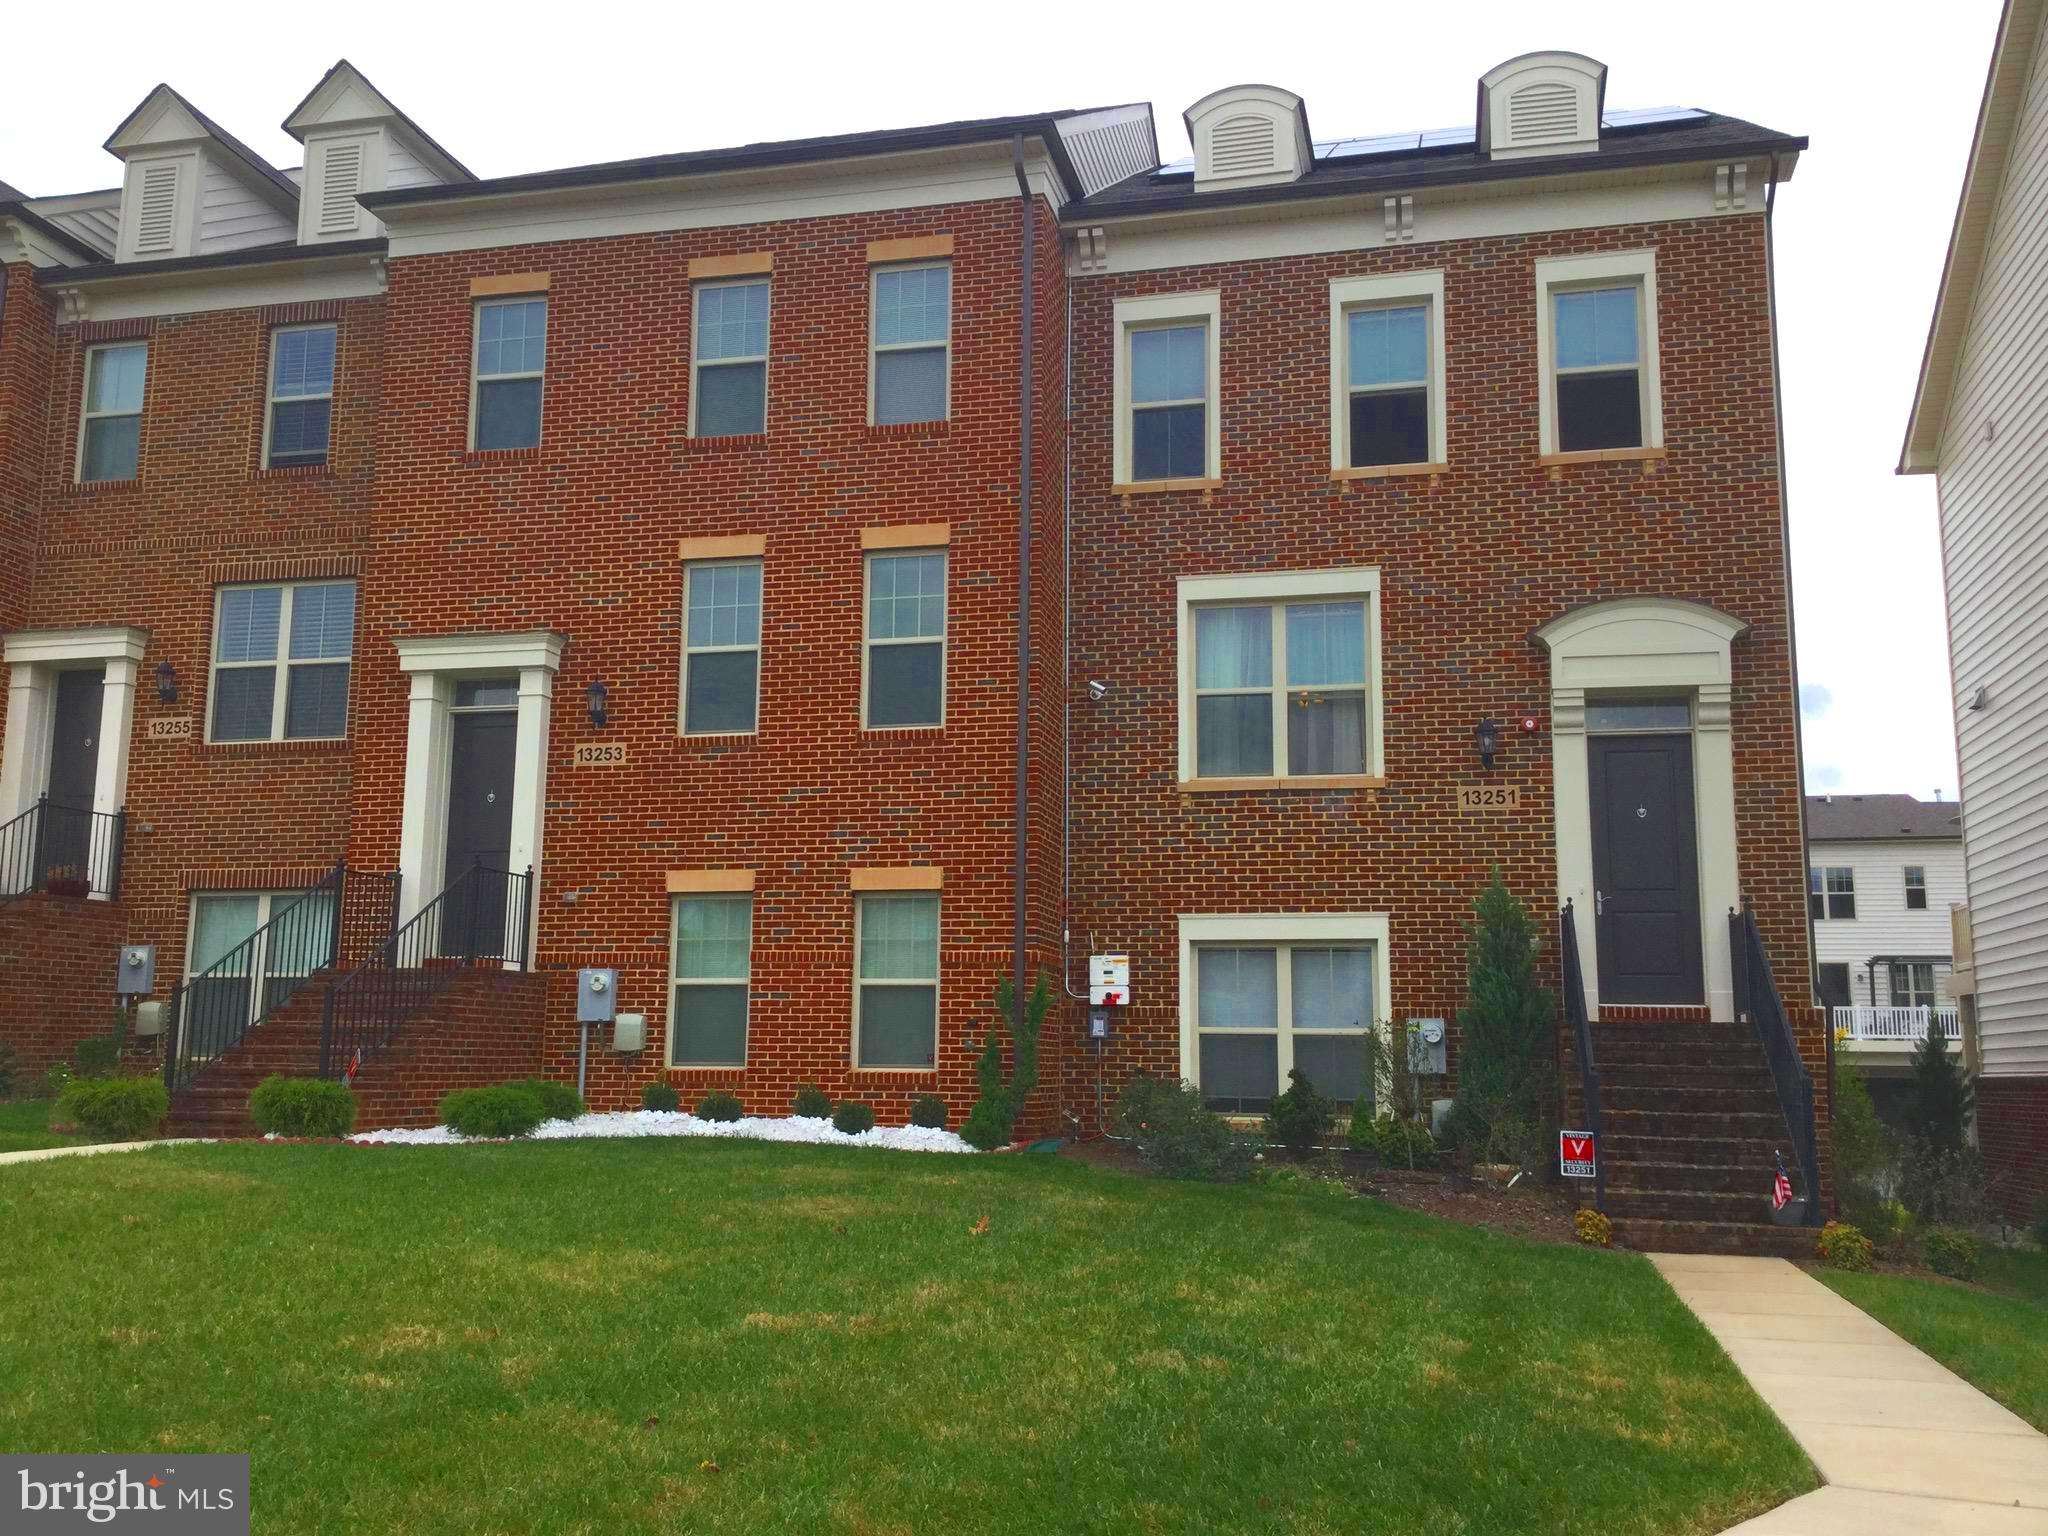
[1443,871,1558,1161]
[1904,1009,1973,1154]
[961,971,1050,1150]
[1830,1058,1894,1228]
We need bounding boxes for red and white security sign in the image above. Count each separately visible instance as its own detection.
[1559,1130,1598,1179]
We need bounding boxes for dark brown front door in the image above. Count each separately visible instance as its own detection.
[43,668,104,883]
[1589,733,1704,1006]
[442,709,516,957]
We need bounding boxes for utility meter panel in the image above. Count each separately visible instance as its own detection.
[1410,1018,1447,1075]
[613,1012,646,1053]
[577,968,618,1023]
[115,944,155,997]
[1088,953,1131,1007]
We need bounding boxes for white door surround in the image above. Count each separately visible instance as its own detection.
[1,625,148,835]
[393,631,563,949]
[1535,598,1747,1021]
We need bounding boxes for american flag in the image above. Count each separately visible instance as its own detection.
[345,1047,362,1084]
[1771,1153,1793,1211]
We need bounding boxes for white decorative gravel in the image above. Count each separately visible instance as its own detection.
[349,1109,976,1154]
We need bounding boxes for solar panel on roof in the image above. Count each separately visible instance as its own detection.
[1154,155,1195,175]
[1600,106,1707,128]
[1416,125,1477,148]
[1319,133,1424,159]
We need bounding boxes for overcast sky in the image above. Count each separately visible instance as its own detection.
[6,1,1993,803]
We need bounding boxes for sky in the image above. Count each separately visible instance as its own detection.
[3,0,1994,804]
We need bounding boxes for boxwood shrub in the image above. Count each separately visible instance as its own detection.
[248,1075,357,1138]
[791,1084,831,1118]
[832,1101,876,1136]
[507,1078,585,1122]
[908,1093,948,1130]
[441,1084,547,1138]
[696,1091,744,1123]
[1110,1075,1255,1182]
[57,1076,168,1141]
[641,1081,681,1112]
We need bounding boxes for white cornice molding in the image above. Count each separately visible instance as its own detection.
[4,625,150,667]
[47,249,387,325]
[395,630,566,675]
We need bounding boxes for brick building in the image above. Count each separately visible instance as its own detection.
[0,54,1824,1244]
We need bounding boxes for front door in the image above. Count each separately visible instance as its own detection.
[442,709,516,957]
[1589,733,1704,1006]
[43,668,104,886]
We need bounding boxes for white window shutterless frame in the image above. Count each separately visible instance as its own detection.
[670,895,752,1066]
[870,262,950,425]
[208,581,356,743]
[1532,249,1663,456]
[863,550,947,729]
[470,297,547,451]
[1328,271,1446,472]
[680,559,762,735]
[264,324,337,468]
[77,342,148,483]
[855,893,940,1069]
[1112,291,1221,486]
[184,887,337,1028]
[692,278,770,437]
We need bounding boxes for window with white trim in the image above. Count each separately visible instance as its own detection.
[1176,569,1383,784]
[1808,866,1855,921]
[185,888,335,1024]
[670,895,751,1066]
[265,324,337,469]
[1193,941,1377,1113]
[1330,271,1445,470]
[863,550,946,728]
[78,342,147,483]
[871,263,950,425]
[680,560,762,735]
[209,581,356,742]
[693,279,769,436]
[1534,250,1663,456]
[471,297,546,450]
[1113,291,1220,485]
[1904,866,1928,911]
[855,894,938,1068]
[1888,961,1938,1011]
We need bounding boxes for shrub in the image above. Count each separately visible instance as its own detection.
[248,1075,357,1138]
[507,1079,585,1122]
[38,1061,74,1100]
[964,971,1050,1148]
[1574,1208,1611,1247]
[1351,1113,1438,1170]
[641,1082,680,1112]
[0,1040,16,1099]
[441,1084,547,1138]
[1922,1225,1981,1281]
[833,1101,876,1136]
[1111,1075,1255,1183]
[1905,1011,1974,1154]
[696,1091,744,1123]
[1267,1068,1336,1157]
[56,1077,167,1141]
[791,1084,832,1119]
[908,1093,948,1130]
[960,1100,1008,1151]
[1443,873,1558,1158]
[1833,1061,1898,1232]
[1865,1198,1915,1260]
[1816,1220,1874,1272]
[1899,1138,1994,1228]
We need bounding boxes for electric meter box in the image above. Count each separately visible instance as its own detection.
[1410,1018,1447,1075]
[115,944,155,997]
[1088,953,1131,1007]
[577,968,618,1023]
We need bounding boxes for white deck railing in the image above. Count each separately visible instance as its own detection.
[1832,1004,1961,1042]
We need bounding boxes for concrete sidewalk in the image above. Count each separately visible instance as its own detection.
[1652,1254,2047,1532]
[0,1138,201,1166]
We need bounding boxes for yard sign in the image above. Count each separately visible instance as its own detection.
[1559,1130,1597,1179]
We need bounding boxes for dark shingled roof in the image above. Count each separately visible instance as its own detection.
[103,84,301,206]
[0,178,27,201]
[1805,794,1963,842]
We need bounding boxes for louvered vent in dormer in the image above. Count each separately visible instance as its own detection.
[318,141,363,234]
[1210,115,1278,178]
[133,162,180,254]
[1479,51,1606,159]
[1508,81,1578,145]
[1185,85,1310,189]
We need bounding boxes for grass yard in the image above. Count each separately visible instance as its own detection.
[0,1141,1815,1535]
[1820,1244,2048,1432]
[0,1097,84,1154]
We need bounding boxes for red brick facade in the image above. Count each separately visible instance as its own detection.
[1978,1076,2048,1223]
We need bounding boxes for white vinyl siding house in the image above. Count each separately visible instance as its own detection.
[1807,836,1967,1007]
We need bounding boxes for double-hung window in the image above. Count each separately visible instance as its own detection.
[186,888,336,1026]
[1534,250,1663,456]
[871,263,950,424]
[210,580,356,742]
[1178,570,1382,785]
[472,297,547,450]
[1904,866,1928,911]
[681,560,762,735]
[1331,271,1445,470]
[864,550,946,728]
[693,279,769,437]
[265,324,336,468]
[1808,866,1856,921]
[1192,940,1378,1113]
[78,342,147,482]
[1114,292,1219,486]
[856,894,938,1068]
[670,896,751,1066]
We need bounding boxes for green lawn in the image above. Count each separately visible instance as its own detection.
[0,1141,1815,1535]
[1820,1245,2048,1432]
[0,1098,84,1154]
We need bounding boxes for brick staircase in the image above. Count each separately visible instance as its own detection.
[1595,1019,1819,1257]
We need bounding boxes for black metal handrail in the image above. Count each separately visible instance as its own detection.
[1560,899,1606,1214]
[0,795,127,906]
[163,860,400,1097]
[319,860,533,1080]
[1729,902,1821,1225]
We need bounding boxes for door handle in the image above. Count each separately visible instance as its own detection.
[1596,889,1606,917]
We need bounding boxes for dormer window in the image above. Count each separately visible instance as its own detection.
[1478,52,1606,160]
[1184,85,1311,190]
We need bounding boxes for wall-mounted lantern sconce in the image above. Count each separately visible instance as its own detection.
[585,679,608,728]
[154,661,178,704]
[1474,718,1501,769]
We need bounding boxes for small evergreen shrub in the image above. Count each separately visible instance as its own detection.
[1574,1208,1612,1247]
[0,1040,16,1098]
[641,1082,680,1112]
[1816,1220,1874,1272]
[833,1101,876,1136]
[441,1084,546,1138]
[1351,1114,1438,1169]
[1267,1068,1335,1157]
[1922,1225,1981,1281]
[963,971,1050,1148]
[56,1076,167,1141]
[1443,872,1558,1159]
[1110,1075,1255,1183]
[696,1091,744,1123]
[507,1079,585,1122]
[908,1093,948,1130]
[248,1075,357,1138]
[960,1100,1008,1151]
[1904,1012,1974,1155]
[791,1084,832,1119]
[1900,1138,1994,1228]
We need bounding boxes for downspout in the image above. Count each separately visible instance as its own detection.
[1010,136,1034,1033]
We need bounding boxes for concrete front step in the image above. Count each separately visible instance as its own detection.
[1606,1187,1813,1223]
[1608,1217,1819,1258]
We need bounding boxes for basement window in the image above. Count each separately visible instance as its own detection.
[1193,943,1375,1113]
[185,888,335,1022]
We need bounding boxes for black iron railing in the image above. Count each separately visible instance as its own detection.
[163,861,399,1097]
[0,796,126,905]
[319,860,533,1080]
[1560,899,1606,1214]
[1730,902,1821,1226]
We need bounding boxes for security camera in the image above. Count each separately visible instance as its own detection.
[1086,680,1109,701]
